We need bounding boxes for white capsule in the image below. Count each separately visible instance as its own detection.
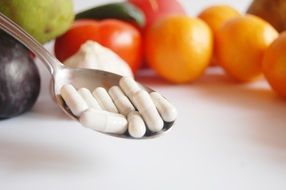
[80,108,127,134]
[108,86,135,116]
[92,87,119,113]
[132,90,164,132]
[127,111,146,138]
[150,92,177,122]
[78,88,101,110]
[119,77,141,97]
[60,84,88,117]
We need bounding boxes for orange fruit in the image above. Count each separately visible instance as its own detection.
[263,32,286,98]
[145,16,213,83]
[198,5,240,34]
[216,15,278,82]
[198,5,240,65]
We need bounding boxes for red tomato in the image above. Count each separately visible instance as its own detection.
[128,0,186,29]
[54,19,142,73]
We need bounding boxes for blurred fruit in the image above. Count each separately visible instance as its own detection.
[247,0,286,32]
[54,19,142,73]
[216,15,278,82]
[198,5,240,65]
[128,0,186,29]
[76,2,145,27]
[263,32,286,98]
[0,31,40,119]
[199,5,240,33]
[145,16,213,83]
[0,0,74,44]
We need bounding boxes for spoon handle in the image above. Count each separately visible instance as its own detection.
[0,12,62,75]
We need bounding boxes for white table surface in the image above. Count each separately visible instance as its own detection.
[1,0,286,190]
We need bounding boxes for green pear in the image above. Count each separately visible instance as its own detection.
[0,0,74,43]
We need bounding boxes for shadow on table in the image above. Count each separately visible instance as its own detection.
[138,68,286,159]
[0,138,99,173]
[30,94,68,121]
[192,70,286,160]
[135,69,182,86]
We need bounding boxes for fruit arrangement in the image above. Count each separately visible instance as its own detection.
[1,0,286,120]
[54,0,186,74]
[54,0,286,98]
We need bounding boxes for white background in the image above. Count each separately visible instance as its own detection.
[1,0,286,190]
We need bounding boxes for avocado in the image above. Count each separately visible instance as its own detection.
[0,30,40,119]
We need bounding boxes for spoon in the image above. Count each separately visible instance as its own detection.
[0,12,175,139]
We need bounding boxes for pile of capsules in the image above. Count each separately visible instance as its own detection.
[60,77,177,138]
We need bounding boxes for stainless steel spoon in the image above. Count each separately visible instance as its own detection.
[0,12,175,139]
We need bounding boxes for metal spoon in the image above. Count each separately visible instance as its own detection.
[0,12,175,139]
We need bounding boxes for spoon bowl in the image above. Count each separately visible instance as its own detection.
[52,67,173,139]
[0,12,175,139]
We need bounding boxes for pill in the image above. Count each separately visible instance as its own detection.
[60,84,88,117]
[93,87,119,113]
[78,88,101,110]
[108,86,135,116]
[119,77,141,97]
[150,92,177,122]
[80,108,127,134]
[132,90,164,132]
[127,111,146,138]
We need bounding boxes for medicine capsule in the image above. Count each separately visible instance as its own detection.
[150,92,177,122]
[60,84,88,117]
[93,87,119,113]
[108,86,135,116]
[132,90,164,132]
[127,111,146,138]
[78,88,101,110]
[80,108,127,134]
[119,77,141,97]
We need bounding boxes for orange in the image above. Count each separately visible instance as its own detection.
[216,15,278,82]
[198,5,240,34]
[145,16,213,83]
[198,5,240,65]
[263,32,286,98]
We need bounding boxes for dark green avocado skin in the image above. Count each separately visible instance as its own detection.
[0,30,40,119]
[76,2,145,27]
